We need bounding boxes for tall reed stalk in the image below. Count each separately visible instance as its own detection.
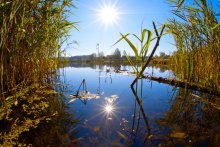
[0,0,77,101]
[113,25,153,75]
[0,1,78,145]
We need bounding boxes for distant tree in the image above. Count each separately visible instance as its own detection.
[123,50,126,56]
[98,51,105,57]
[90,53,96,59]
[113,48,121,58]
[159,52,170,59]
[121,50,127,60]
[159,52,166,58]
[91,53,96,57]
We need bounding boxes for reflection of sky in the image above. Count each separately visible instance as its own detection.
[60,65,177,145]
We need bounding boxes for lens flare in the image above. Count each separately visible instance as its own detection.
[96,1,120,28]
[98,5,119,25]
[105,104,113,113]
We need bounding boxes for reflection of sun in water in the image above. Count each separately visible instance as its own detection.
[105,104,113,113]
[85,95,120,121]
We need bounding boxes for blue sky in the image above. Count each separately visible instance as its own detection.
[64,0,219,57]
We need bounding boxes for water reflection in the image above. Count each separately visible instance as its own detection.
[105,68,112,84]
[130,80,220,146]
[155,88,220,146]
[105,104,113,113]
[97,69,101,95]
[68,79,99,104]
[129,79,151,146]
[68,91,100,104]
[102,95,119,120]
[59,64,219,146]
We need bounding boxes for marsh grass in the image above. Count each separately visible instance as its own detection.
[0,0,78,145]
[167,0,220,91]
[0,83,78,146]
[0,0,77,99]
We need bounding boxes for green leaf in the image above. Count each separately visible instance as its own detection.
[140,29,151,57]
[212,23,220,30]
[172,11,187,21]
[132,34,141,42]
[177,0,185,10]
[69,22,79,31]
[119,33,139,60]
[141,29,147,43]
[142,30,153,58]
[117,131,127,140]
[112,33,130,46]
[125,52,138,73]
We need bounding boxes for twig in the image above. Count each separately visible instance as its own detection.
[131,22,165,87]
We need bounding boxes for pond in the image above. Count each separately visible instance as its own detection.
[58,63,220,146]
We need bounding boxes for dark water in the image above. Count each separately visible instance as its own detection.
[58,63,220,146]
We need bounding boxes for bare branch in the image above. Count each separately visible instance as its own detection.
[131,22,165,87]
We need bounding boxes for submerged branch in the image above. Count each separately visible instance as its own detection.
[130,83,151,135]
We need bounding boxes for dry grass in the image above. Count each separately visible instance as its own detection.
[0,0,77,101]
[167,0,220,91]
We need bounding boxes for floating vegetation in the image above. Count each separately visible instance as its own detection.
[114,70,136,76]
[68,79,100,104]
[68,91,100,100]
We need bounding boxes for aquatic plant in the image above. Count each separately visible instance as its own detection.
[0,0,78,145]
[0,0,78,100]
[113,22,165,81]
[113,24,153,75]
[166,0,220,91]
[0,83,79,146]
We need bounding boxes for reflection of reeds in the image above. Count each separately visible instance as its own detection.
[157,88,220,146]
[126,79,152,146]
[117,22,165,146]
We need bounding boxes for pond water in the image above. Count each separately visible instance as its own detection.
[58,63,220,146]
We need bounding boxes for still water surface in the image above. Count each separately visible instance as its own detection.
[58,63,220,146]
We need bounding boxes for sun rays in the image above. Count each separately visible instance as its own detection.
[97,3,119,27]
[82,0,122,30]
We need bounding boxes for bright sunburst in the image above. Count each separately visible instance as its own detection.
[97,2,120,27]
[105,104,113,113]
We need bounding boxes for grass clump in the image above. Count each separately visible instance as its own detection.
[0,0,78,145]
[0,0,77,99]
[167,0,220,91]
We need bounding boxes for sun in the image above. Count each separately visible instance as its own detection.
[97,3,119,27]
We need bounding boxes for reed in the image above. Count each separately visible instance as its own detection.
[113,25,153,75]
[0,0,78,145]
[0,0,77,102]
[166,0,220,91]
